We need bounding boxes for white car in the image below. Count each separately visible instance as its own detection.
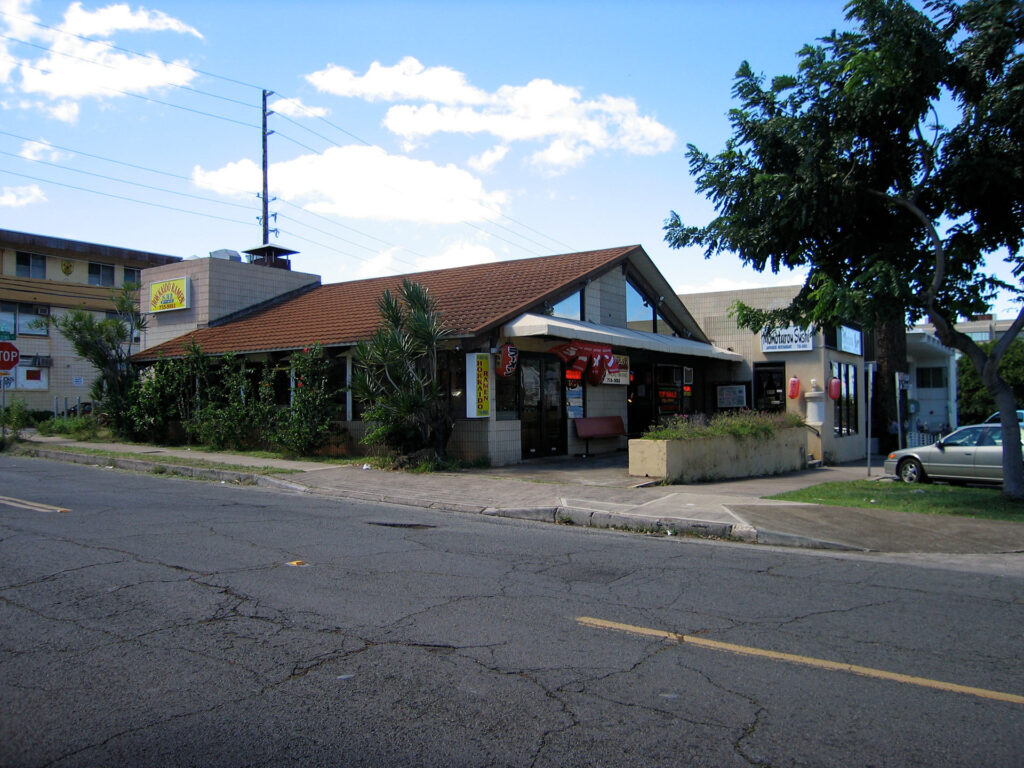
[884,423,1024,484]
[984,410,1024,424]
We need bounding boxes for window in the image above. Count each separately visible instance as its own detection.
[549,291,582,321]
[916,367,946,389]
[123,267,141,286]
[88,262,115,287]
[0,302,16,337]
[495,368,519,421]
[626,280,654,331]
[17,304,48,336]
[753,362,786,412]
[16,252,45,279]
[831,361,858,436]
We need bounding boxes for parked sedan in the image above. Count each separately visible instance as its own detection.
[885,423,1024,484]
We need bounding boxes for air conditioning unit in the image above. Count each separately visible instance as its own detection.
[35,306,50,316]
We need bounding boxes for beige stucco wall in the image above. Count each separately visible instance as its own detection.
[679,285,867,463]
[628,429,807,482]
[140,258,320,351]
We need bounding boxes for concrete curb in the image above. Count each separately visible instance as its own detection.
[16,446,862,550]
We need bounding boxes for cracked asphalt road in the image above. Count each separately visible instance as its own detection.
[1,456,1022,767]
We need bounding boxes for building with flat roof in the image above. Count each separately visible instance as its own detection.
[0,229,181,412]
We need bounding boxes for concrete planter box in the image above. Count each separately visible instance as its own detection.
[628,428,807,483]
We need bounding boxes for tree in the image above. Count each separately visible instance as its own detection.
[51,283,147,436]
[351,280,452,460]
[958,338,1024,424]
[665,0,1024,496]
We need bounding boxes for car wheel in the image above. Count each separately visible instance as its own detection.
[898,458,927,484]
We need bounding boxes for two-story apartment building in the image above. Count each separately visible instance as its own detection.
[0,229,181,412]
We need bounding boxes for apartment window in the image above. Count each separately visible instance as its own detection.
[831,361,858,436]
[15,252,45,279]
[17,304,48,336]
[916,366,946,389]
[123,267,141,286]
[88,262,115,287]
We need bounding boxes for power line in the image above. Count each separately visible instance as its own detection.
[0,8,262,91]
[0,12,579,261]
[1,149,255,211]
[1,168,252,227]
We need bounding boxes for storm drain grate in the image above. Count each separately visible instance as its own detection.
[366,521,437,530]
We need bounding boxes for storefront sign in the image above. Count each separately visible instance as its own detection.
[761,326,814,352]
[602,355,630,385]
[466,353,491,418]
[566,379,583,418]
[838,325,862,355]
[148,277,191,313]
[497,343,518,377]
[549,340,620,385]
[717,384,747,408]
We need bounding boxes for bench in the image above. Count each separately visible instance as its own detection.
[573,415,626,456]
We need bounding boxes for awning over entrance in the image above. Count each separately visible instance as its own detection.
[503,313,743,362]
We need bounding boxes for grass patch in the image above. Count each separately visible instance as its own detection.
[21,444,302,475]
[643,410,805,441]
[768,480,1024,522]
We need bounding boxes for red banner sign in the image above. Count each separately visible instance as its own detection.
[549,340,619,385]
[497,343,519,377]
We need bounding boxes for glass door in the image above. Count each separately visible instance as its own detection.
[520,356,566,458]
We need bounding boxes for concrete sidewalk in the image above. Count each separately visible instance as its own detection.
[15,435,1024,555]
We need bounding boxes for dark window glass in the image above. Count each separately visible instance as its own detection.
[88,262,115,287]
[16,252,45,279]
[831,362,858,436]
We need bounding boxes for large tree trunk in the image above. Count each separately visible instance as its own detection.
[873,318,907,455]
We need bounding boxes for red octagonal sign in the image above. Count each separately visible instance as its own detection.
[0,341,20,371]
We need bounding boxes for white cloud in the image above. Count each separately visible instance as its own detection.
[270,97,329,118]
[192,145,506,224]
[468,145,508,173]
[60,2,202,38]
[4,1,200,115]
[0,183,46,207]
[307,56,488,105]
[191,158,260,197]
[306,58,675,171]
[19,138,67,161]
[413,240,499,272]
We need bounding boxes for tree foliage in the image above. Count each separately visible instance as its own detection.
[50,283,147,436]
[351,280,452,459]
[957,339,1024,424]
[665,0,1024,495]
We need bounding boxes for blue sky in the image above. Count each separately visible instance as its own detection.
[0,0,1017,316]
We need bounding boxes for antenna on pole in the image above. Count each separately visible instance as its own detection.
[261,89,274,245]
[245,89,297,269]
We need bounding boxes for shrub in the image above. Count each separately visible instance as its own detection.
[35,415,99,440]
[272,343,335,456]
[0,398,32,438]
[643,410,804,441]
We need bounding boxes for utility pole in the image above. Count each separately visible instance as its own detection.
[261,89,275,245]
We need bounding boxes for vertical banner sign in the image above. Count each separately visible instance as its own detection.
[466,353,491,418]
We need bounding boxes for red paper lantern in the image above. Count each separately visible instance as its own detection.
[787,376,801,399]
[828,376,842,400]
[497,343,519,377]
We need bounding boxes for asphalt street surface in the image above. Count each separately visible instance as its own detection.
[1,456,1022,767]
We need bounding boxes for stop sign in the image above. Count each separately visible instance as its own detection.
[0,341,20,371]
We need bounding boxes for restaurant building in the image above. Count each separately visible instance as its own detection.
[138,245,741,465]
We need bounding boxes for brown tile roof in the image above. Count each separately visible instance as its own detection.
[137,246,641,359]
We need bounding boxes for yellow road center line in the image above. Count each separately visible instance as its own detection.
[0,495,70,513]
[576,616,1024,705]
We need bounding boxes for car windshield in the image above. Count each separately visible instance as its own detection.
[943,427,982,447]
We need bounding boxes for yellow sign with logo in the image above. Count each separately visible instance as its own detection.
[466,353,491,418]
[149,277,190,313]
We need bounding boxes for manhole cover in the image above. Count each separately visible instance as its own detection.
[367,522,436,530]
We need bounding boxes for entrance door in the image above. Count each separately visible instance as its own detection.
[521,356,565,458]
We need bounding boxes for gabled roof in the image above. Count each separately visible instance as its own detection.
[137,246,647,360]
